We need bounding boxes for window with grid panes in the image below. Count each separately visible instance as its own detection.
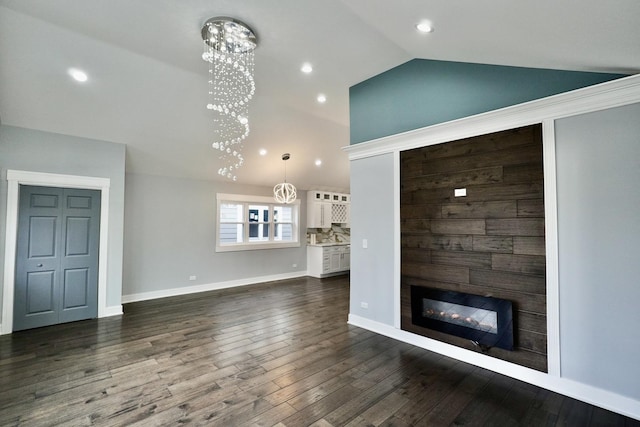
[217,193,300,251]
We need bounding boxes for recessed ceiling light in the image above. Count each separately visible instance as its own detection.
[317,94,327,103]
[259,148,267,156]
[68,68,88,82]
[416,21,434,33]
[301,63,313,74]
[315,159,322,166]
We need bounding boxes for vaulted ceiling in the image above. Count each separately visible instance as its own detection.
[1,0,638,191]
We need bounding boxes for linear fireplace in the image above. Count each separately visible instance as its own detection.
[410,286,514,351]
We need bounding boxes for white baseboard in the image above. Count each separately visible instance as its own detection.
[122,271,308,304]
[348,314,640,421]
[101,305,124,317]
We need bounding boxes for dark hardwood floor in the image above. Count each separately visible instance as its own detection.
[1,276,638,426]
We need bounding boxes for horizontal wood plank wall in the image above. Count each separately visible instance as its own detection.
[400,124,547,372]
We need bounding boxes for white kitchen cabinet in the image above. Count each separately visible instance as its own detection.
[307,190,350,227]
[340,250,350,270]
[307,244,350,278]
[307,201,332,228]
[331,193,350,203]
[328,249,341,272]
[308,190,333,202]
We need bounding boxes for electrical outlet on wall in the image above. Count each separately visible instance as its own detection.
[360,302,368,309]
[189,275,196,281]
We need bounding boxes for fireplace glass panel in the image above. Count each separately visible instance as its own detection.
[410,286,514,351]
[422,298,498,334]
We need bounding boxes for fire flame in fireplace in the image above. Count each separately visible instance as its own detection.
[422,299,498,334]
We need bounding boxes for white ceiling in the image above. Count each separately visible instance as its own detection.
[1,0,638,191]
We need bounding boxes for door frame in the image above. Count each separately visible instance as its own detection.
[2,170,110,334]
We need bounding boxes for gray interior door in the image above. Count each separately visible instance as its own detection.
[13,185,101,331]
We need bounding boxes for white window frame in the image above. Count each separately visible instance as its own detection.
[216,193,300,252]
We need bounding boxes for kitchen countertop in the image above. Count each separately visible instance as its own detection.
[308,242,351,247]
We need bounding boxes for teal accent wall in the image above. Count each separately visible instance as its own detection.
[349,59,625,144]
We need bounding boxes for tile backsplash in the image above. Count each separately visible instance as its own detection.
[307,225,350,244]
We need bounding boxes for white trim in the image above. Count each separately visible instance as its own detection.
[216,193,292,204]
[215,241,302,252]
[103,305,124,317]
[348,314,640,421]
[122,271,307,304]
[1,170,119,335]
[344,74,640,161]
[542,119,561,377]
[2,179,19,335]
[392,150,401,329]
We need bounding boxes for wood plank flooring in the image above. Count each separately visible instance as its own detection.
[1,276,638,426]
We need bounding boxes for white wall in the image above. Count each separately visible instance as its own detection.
[122,173,308,300]
[555,103,640,401]
[0,125,126,310]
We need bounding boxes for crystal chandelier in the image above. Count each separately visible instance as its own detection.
[274,153,297,204]
[201,17,257,181]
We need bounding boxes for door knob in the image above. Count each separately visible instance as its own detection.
[37,263,43,267]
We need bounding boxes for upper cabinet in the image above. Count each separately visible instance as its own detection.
[307,200,332,228]
[309,190,333,202]
[331,203,350,225]
[331,193,350,203]
[307,190,350,228]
